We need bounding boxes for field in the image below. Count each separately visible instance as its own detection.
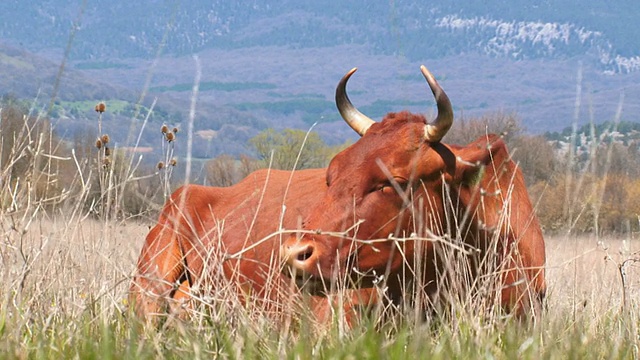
[1,212,638,358]
[1,96,639,359]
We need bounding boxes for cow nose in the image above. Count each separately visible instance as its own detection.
[282,243,315,270]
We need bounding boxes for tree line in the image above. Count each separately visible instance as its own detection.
[2,95,639,234]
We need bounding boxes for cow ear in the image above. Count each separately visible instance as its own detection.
[455,135,505,164]
[452,135,506,185]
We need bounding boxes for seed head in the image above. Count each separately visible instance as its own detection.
[161,124,169,134]
[170,158,177,166]
[95,102,106,113]
[104,147,111,156]
[102,158,111,167]
[165,132,175,142]
[101,134,110,144]
[95,139,103,149]
[157,161,165,170]
[172,127,179,134]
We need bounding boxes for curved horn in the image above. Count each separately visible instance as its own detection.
[336,67,375,136]
[420,65,454,142]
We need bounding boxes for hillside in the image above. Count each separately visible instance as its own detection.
[2,1,638,72]
[0,1,639,159]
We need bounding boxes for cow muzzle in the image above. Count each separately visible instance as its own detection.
[281,242,316,274]
[281,241,334,294]
[281,237,380,292]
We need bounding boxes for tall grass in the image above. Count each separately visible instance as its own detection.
[0,218,637,358]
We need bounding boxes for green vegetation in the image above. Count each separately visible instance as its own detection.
[49,99,173,124]
[266,91,325,99]
[150,81,276,93]
[0,304,636,358]
[206,128,348,186]
[233,98,333,117]
[358,99,428,119]
[74,61,132,70]
[57,99,131,113]
[0,52,35,70]
[249,128,347,170]
[233,98,431,126]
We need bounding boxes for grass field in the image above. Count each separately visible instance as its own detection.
[0,213,638,358]
[1,95,638,358]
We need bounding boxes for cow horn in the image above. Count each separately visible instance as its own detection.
[421,65,453,142]
[336,67,375,136]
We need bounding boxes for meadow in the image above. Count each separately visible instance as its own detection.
[0,212,638,358]
[1,99,639,359]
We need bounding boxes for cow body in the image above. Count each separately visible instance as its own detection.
[130,168,375,324]
[131,65,545,325]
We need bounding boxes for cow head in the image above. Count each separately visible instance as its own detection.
[280,65,488,291]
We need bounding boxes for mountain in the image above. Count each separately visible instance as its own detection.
[0,1,638,158]
[1,1,638,72]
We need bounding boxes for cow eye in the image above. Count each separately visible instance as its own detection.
[370,182,388,193]
[380,184,395,194]
[378,182,403,194]
[372,177,409,194]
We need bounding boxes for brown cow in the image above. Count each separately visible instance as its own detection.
[281,66,546,319]
[130,65,545,326]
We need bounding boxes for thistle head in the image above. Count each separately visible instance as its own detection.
[95,102,106,113]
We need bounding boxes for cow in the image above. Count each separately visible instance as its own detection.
[280,66,546,319]
[129,65,545,327]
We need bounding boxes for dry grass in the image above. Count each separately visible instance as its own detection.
[1,211,638,358]
[546,234,640,323]
[0,216,145,318]
[5,215,639,318]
